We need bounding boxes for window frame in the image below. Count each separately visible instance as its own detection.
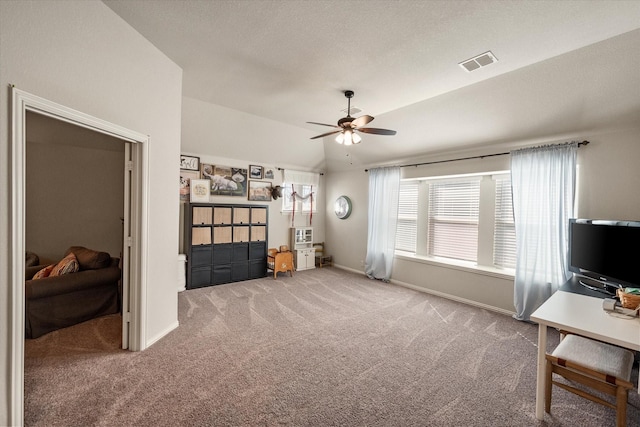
[394,171,515,278]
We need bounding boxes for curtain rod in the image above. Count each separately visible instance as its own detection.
[364,140,590,172]
[277,167,324,176]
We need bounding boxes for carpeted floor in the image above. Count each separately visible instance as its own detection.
[25,267,639,426]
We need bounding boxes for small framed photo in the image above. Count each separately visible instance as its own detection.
[249,165,263,180]
[180,155,200,171]
[190,179,210,203]
[180,170,200,201]
[263,167,275,180]
[248,180,272,201]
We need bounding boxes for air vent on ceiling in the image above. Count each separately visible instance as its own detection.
[459,51,498,72]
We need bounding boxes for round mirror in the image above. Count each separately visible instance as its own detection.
[334,195,352,219]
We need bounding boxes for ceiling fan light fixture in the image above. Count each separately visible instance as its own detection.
[343,130,353,145]
[309,90,396,144]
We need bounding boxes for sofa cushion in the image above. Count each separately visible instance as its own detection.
[65,246,111,270]
[50,252,80,277]
[26,251,40,267]
[32,264,55,280]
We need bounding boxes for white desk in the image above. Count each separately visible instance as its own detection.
[530,291,640,420]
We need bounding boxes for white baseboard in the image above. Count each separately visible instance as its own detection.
[390,278,515,317]
[146,320,179,348]
[319,264,515,317]
[332,264,364,275]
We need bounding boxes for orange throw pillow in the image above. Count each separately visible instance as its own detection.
[32,264,55,280]
[50,252,80,277]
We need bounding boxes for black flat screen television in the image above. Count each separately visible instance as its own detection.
[568,218,640,295]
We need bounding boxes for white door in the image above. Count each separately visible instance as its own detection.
[121,143,132,349]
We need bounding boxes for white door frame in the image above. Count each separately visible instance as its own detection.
[9,87,149,425]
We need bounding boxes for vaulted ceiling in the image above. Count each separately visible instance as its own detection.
[104,0,640,171]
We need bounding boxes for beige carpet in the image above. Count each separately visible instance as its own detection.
[25,267,639,426]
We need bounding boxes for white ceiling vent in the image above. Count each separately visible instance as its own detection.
[459,51,498,72]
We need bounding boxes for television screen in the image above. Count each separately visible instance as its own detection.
[568,219,640,290]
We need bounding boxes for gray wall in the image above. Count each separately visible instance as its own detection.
[325,128,640,314]
[26,112,125,262]
[0,2,182,423]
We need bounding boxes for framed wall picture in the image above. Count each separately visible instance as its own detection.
[190,179,210,203]
[180,155,200,171]
[180,170,200,201]
[248,180,272,201]
[201,163,247,197]
[249,165,263,179]
[263,167,275,180]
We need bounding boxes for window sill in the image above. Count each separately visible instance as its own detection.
[394,251,515,281]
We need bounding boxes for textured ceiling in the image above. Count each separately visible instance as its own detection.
[103,0,640,170]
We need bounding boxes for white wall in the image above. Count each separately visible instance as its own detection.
[0,1,182,423]
[180,96,327,252]
[181,96,325,172]
[325,169,369,270]
[325,128,640,314]
[575,129,640,220]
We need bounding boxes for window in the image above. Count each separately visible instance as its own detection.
[281,183,317,213]
[395,172,516,272]
[428,178,480,262]
[493,175,516,268]
[280,170,320,214]
[395,180,419,252]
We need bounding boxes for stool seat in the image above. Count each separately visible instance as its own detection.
[545,333,635,427]
[552,334,634,381]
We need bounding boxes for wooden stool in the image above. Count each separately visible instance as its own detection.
[545,333,634,427]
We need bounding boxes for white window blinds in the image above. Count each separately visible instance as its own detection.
[493,175,516,268]
[428,178,480,262]
[395,180,419,252]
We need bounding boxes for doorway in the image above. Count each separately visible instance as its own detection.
[9,87,149,425]
[25,111,126,272]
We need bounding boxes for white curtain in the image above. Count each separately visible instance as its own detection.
[365,167,401,281]
[511,142,578,321]
[283,170,319,188]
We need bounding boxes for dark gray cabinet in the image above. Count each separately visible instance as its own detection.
[184,203,268,289]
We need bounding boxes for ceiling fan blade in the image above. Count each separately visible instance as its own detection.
[310,130,342,139]
[307,121,340,129]
[358,127,397,136]
[350,115,374,128]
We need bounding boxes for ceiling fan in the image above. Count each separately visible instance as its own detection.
[308,90,397,145]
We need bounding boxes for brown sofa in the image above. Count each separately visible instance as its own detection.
[25,247,121,339]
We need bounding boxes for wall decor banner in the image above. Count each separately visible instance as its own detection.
[201,163,247,197]
[180,155,200,171]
